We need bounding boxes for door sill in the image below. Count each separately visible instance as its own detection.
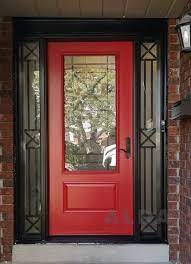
[47,235,165,244]
[13,244,169,263]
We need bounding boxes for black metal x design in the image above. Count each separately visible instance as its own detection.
[24,44,39,60]
[141,43,157,60]
[25,216,40,233]
[141,128,156,147]
[141,214,158,232]
[25,129,40,148]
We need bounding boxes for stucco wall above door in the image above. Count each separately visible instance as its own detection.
[0,0,189,18]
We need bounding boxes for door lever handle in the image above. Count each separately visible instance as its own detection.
[120,137,131,159]
[126,137,131,159]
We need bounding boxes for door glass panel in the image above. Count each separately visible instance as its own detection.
[64,55,116,171]
[19,41,41,234]
[140,42,160,235]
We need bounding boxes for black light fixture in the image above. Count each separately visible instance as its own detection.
[176,13,191,52]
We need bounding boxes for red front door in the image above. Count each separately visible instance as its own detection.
[48,42,133,235]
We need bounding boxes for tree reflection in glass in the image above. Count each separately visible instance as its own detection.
[64,56,116,171]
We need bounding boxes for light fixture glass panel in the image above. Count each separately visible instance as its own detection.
[181,24,190,48]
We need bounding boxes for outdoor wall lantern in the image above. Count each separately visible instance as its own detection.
[176,13,191,52]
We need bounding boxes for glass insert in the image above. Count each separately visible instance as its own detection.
[140,42,159,234]
[181,24,190,48]
[64,55,116,171]
[19,42,41,234]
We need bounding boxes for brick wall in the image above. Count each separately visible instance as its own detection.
[0,17,14,262]
[179,40,191,264]
[168,5,191,263]
[168,18,181,263]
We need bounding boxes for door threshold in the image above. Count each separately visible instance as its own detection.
[47,235,165,244]
[13,244,169,263]
[48,235,133,244]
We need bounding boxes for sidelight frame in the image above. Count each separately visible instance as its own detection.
[13,18,167,244]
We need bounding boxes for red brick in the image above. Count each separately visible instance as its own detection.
[168,126,180,135]
[2,195,13,204]
[169,244,180,251]
[168,193,179,202]
[168,176,180,184]
[168,151,177,159]
[168,84,179,93]
[0,187,13,195]
[168,51,179,61]
[168,92,180,103]
[3,245,12,254]
[170,251,179,262]
[0,204,14,212]
[168,160,180,169]
[168,210,179,218]
[3,179,13,187]
[168,185,177,194]
[0,172,13,179]
[168,218,178,227]
[168,234,179,244]
[168,144,180,152]
[168,201,178,210]
[168,34,179,44]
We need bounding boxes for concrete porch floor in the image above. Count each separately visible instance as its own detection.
[11,244,170,263]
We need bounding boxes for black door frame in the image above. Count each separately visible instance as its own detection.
[13,18,168,244]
